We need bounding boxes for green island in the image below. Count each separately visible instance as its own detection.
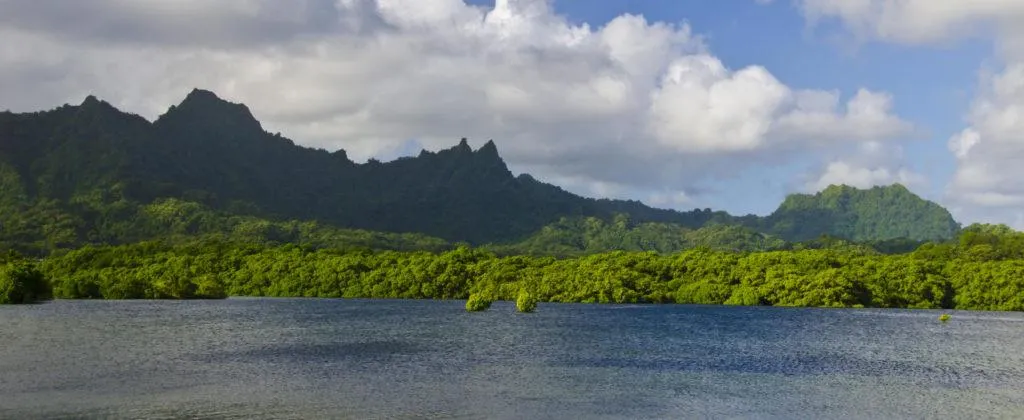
[1,89,1021,311]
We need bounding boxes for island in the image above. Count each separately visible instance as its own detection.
[1,90,1020,311]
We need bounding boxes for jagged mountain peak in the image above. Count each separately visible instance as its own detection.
[157,88,262,132]
[425,138,512,172]
[476,139,499,158]
[176,88,248,113]
[77,95,120,114]
[473,139,510,174]
[183,88,221,101]
[80,95,101,106]
[72,94,151,126]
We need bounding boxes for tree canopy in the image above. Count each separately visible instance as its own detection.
[29,224,1024,311]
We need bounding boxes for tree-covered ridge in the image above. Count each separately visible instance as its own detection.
[0,180,931,259]
[0,89,961,247]
[486,214,788,256]
[763,184,960,242]
[0,193,451,256]
[32,223,1024,311]
[486,214,929,257]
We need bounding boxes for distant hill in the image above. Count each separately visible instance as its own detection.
[0,89,960,253]
[761,184,960,242]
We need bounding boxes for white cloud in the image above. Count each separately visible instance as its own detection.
[777,89,913,143]
[803,141,925,192]
[649,55,912,154]
[0,0,913,210]
[807,161,923,192]
[946,64,1024,227]
[798,0,1024,46]
[649,57,787,153]
[647,190,694,209]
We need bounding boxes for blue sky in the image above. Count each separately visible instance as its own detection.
[470,0,993,215]
[0,0,1020,226]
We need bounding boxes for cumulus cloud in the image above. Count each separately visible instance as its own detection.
[803,141,925,192]
[946,64,1024,226]
[649,58,912,154]
[797,0,1024,227]
[777,89,913,143]
[649,57,789,153]
[0,0,913,210]
[805,159,925,193]
[798,0,1024,46]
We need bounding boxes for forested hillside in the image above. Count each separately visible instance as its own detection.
[486,215,788,256]
[762,184,960,242]
[1,89,959,254]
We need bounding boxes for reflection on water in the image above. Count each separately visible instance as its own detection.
[2,299,1023,419]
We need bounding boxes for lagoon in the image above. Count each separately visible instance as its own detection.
[2,299,1023,419]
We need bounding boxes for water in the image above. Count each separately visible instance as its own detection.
[2,299,1023,419]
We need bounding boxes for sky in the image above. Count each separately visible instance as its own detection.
[0,0,1022,227]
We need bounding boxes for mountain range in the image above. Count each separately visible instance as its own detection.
[0,89,961,254]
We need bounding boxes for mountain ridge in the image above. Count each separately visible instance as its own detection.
[0,88,961,252]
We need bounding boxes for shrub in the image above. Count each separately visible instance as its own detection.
[0,261,51,304]
[516,290,537,313]
[465,293,492,312]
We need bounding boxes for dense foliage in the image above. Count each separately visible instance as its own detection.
[0,189,934,260]
[32,224,1024,311]
[0,252,50,304]
[487,215,788,256]
[0,89,960,249]
[0,194,451,256]
[486,215,928,256]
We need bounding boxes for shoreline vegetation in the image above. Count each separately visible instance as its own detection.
[4,223,1022,312]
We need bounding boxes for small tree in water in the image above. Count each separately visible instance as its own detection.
[516,290,537,313]
[0,259,51,304]
[465,293,492,312]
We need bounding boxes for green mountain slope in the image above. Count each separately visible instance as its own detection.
[762,184,960,242]
[488,215,788,256]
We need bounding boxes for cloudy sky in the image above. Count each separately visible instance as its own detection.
[1,0,1021,227]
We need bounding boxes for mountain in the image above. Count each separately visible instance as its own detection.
[0,89,960,253]
[761,184,960,242]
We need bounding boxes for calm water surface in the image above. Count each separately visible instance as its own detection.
[2,299,1023,419]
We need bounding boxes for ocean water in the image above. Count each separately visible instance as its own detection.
[1,299,1023,419]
